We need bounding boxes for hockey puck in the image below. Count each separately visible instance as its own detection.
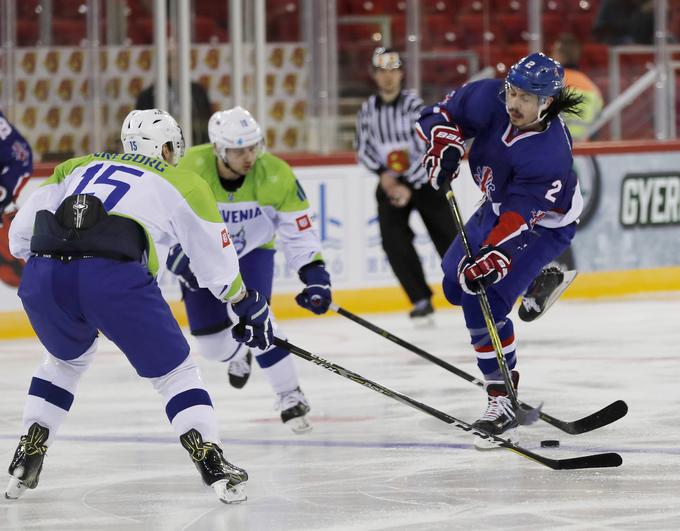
[540,440,560,448]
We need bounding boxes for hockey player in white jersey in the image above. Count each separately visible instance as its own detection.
[5,109,273,504]
[165,107,332,434]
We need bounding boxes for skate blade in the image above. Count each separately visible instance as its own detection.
[285,415,313,434]
[5,476,29,500]
[473,428,519,451]
[411,315,435,329]
[213,479,247,504]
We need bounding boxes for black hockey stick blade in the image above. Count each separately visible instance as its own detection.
[277,337,623,471]
[547,452,623,470]
[331,303,628,435]
[530,400,629,435]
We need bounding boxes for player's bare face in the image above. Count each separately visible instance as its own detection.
[224,145,260,176]
[505,85,541,128]
[374,68,403,98]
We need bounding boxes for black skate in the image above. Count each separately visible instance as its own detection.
[180,429,248,504]
[5,422,49,499]
[228,350,252,389]
[472,372,520,450]
[519,267,577,322]
[409,300,434,328]
[277,387,312,434]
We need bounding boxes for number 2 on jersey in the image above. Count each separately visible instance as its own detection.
[545,180,562,203]
[72,163,144,210]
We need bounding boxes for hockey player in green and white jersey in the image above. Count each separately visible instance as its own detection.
[167,106,332,433]
[6,109,275,503]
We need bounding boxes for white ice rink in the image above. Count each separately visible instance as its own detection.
[1,295,679,530]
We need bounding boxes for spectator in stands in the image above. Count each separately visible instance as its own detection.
[551,33,604,141]
[136,45,212,145]
[593,0,655,45]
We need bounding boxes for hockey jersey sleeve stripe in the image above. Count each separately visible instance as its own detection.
[483,211,527,248]
[217,272,245,302]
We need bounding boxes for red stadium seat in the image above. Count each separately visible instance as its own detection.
[52,18,86,46]
[495,14,526,44]
[53,0,87,17]
[16,20,39,46]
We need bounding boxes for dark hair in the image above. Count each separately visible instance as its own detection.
[543,87,585,122]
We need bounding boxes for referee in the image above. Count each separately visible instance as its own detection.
[354,48,455,323]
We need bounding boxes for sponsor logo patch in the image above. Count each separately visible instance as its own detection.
[296,214,311,231]
[221,228,231,247]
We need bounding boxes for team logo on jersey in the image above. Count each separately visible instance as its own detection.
[529,209,546,228]
[232,227,246,255]
[221,229,231,248]
[474,165,496,200]
[296,214,311,231]
[12,141,30,163]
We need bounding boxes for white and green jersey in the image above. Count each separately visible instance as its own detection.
[9,152,244,302]
[178,146,323,272]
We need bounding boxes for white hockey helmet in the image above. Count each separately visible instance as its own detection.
[208,107,264,158]
[120,109,185,165]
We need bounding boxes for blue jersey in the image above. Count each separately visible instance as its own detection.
[418,79,582,251]
[0,111,33,213]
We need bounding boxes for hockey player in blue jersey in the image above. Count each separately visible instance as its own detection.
[0,110,33,222]
[5,109,275,503]
[416,53,584,445]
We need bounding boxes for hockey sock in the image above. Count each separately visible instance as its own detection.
[150,356,220,443]
[469,318,517,380]
[194,329,247,363]
[254,342,299,395]
[22,339,98,446]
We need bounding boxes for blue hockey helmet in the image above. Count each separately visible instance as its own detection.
[506,53,564,97]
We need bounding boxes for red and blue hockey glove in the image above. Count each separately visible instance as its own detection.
[166,244,199,291]
[296,262,332,315]
[422,124,465,190]
[457,246,511,295]
[231,289,274,350]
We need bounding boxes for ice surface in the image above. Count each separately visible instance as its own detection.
[1,295,679,530]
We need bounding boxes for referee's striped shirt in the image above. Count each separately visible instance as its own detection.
[354,89,428,188]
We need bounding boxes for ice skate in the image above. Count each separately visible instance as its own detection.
[228,350,252,389]
[180,429,248,504]
[472,372,520,450]
[276,387,312,434]
[409,299,435,328]
[5,422,49,500]
[519,267,577,322]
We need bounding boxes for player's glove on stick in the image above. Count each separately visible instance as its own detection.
[423,124,465,190]
[166,244,199,291]
[231,289,274,350]
[296,262,332,315]
[457,246,511,295]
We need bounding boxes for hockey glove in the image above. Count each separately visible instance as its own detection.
[457,246,511,295]
[296,262,332,315]
[422,124,465,190]
[231,289,274,350]
[166,244,199,291]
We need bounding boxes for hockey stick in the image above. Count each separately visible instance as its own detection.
[275,337,622,470]
[443,187,537,424]
[329,303,628,435]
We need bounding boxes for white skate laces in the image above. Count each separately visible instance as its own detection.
[275,387,312,434]
[479,394,516,422]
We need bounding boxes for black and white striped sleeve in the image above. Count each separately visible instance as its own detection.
[355,98,385,175]
[402,92,429,187]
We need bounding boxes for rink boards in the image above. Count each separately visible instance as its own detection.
[1,140,679,338]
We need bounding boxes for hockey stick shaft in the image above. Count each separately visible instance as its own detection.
[276,337,622,470]
[329,303,627,434]
[444,187,520,409]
